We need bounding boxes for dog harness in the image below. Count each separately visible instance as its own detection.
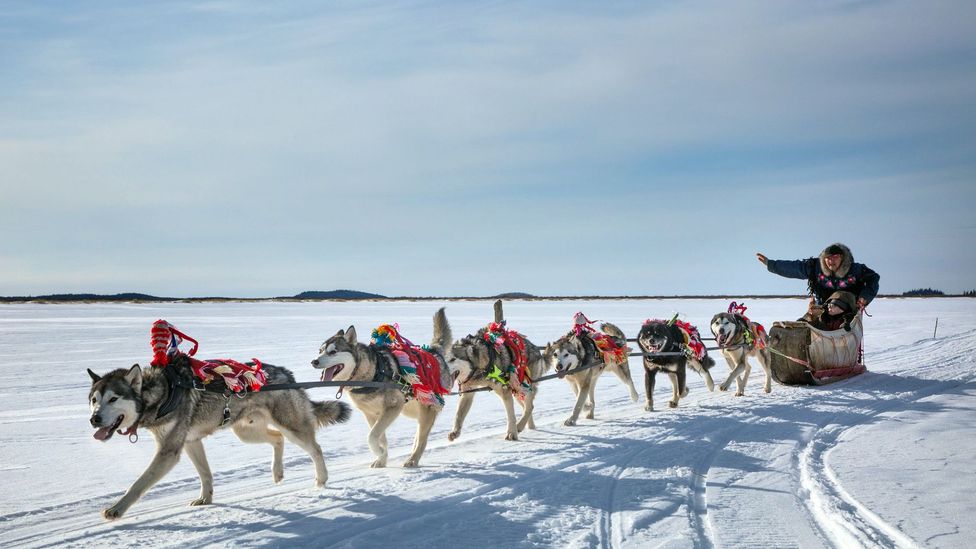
[571,312,630,365]
[723,302,768,350]
[481,321,533,400]
[371,324,449,407]
[643,317,706,361]
[150,320,267,394]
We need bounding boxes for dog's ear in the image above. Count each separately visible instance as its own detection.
[87,368,101,383]
[345,325,357,343]
[335,328,345,337]
[124,364,143,394]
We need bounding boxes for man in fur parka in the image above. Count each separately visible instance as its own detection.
[756,243,881,312]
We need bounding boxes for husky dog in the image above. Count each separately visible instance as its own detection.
[637,320,715,410]
[544,322,640,426]
[87,356,350,520]
[710,312,772,395]
[448,327,548,442]
[312,308,453,468]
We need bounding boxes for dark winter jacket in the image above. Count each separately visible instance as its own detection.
[766,243,880,306]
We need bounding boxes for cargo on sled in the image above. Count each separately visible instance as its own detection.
[767,313,866,386]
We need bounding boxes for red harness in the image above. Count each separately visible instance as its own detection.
[149,319,267,393]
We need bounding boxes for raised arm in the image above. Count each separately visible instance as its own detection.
[762,255,816,280]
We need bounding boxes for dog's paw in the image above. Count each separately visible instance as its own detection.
[102,504,125,521]
[370,459,387,468]
[273,467,284,484]
[644,403,654,412]
[668,400,678,408]
[764,386,771,394]
[585,412,595,420]
[681,387,690,397]
[402,459,419,468]
[504,432,518,441]
[564,418,577,426]
[629,392,640,402]
[315,478,327,489]
[719,384,729,392]
[189,496,212,506]
[447,431,460,442]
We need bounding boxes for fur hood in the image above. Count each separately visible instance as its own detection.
[819,242,853,278]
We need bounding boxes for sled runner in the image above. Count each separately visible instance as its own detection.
[767,313,866,385]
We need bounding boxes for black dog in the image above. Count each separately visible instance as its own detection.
[636,320,715,410]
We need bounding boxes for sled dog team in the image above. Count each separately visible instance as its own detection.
[87,303,771,520]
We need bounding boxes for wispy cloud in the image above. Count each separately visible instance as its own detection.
[1,0,974,295]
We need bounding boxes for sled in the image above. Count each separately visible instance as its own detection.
[767,313,866,386]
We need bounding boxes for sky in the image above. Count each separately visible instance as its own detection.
[1,0,975,298]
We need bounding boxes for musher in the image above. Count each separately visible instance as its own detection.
[756,243,880,323]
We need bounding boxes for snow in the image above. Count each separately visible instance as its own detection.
[1,298,973,548]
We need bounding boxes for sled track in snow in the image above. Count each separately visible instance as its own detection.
[796,330,976,548]
[9,328,975,548]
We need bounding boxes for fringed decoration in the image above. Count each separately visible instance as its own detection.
[190,357,267,393]
[572,312,598,337]
[673,320,706,361]
[750,323,768,350]
[148,319,266,393]
[728,301,748,316]
[571,312,630,366]
[647,317,706,362]
[727,302,768,350]
[150,319,199,367]
[484,321,532,401]
[372,323,449,407]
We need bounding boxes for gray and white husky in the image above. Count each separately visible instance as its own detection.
[544,322,640,426]
[311,308,453,468]
[710,312,772,396]
[87,356,350,520]
[448,327,548,442]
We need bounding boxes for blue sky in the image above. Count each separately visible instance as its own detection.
[1,0,974,297]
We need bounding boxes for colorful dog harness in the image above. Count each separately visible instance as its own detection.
[483,321,533,400]
[371,324,449,407]
[726,302,768,350]
[643,315,706,361]
[673,320,707,361]
[572,312,630,365]
[150,319,267,393]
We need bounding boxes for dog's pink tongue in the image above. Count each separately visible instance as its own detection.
[93,427,113,441]
[321,367,336,382]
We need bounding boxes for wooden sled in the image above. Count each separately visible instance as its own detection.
[767,313,866,386]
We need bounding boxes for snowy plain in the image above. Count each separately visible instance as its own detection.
[0,298,973,548]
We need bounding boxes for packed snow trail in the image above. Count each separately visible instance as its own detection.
[0,300,973,548]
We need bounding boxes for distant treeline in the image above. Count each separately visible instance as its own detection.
[0,293,175,302]
[902,288,945,296]
[3,290,975,303]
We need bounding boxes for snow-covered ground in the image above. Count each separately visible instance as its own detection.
[0,298,973,548]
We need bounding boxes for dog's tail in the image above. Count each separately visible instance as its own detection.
[431,307,452,351]
[600,322,626,340]
[312,400,352,427]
